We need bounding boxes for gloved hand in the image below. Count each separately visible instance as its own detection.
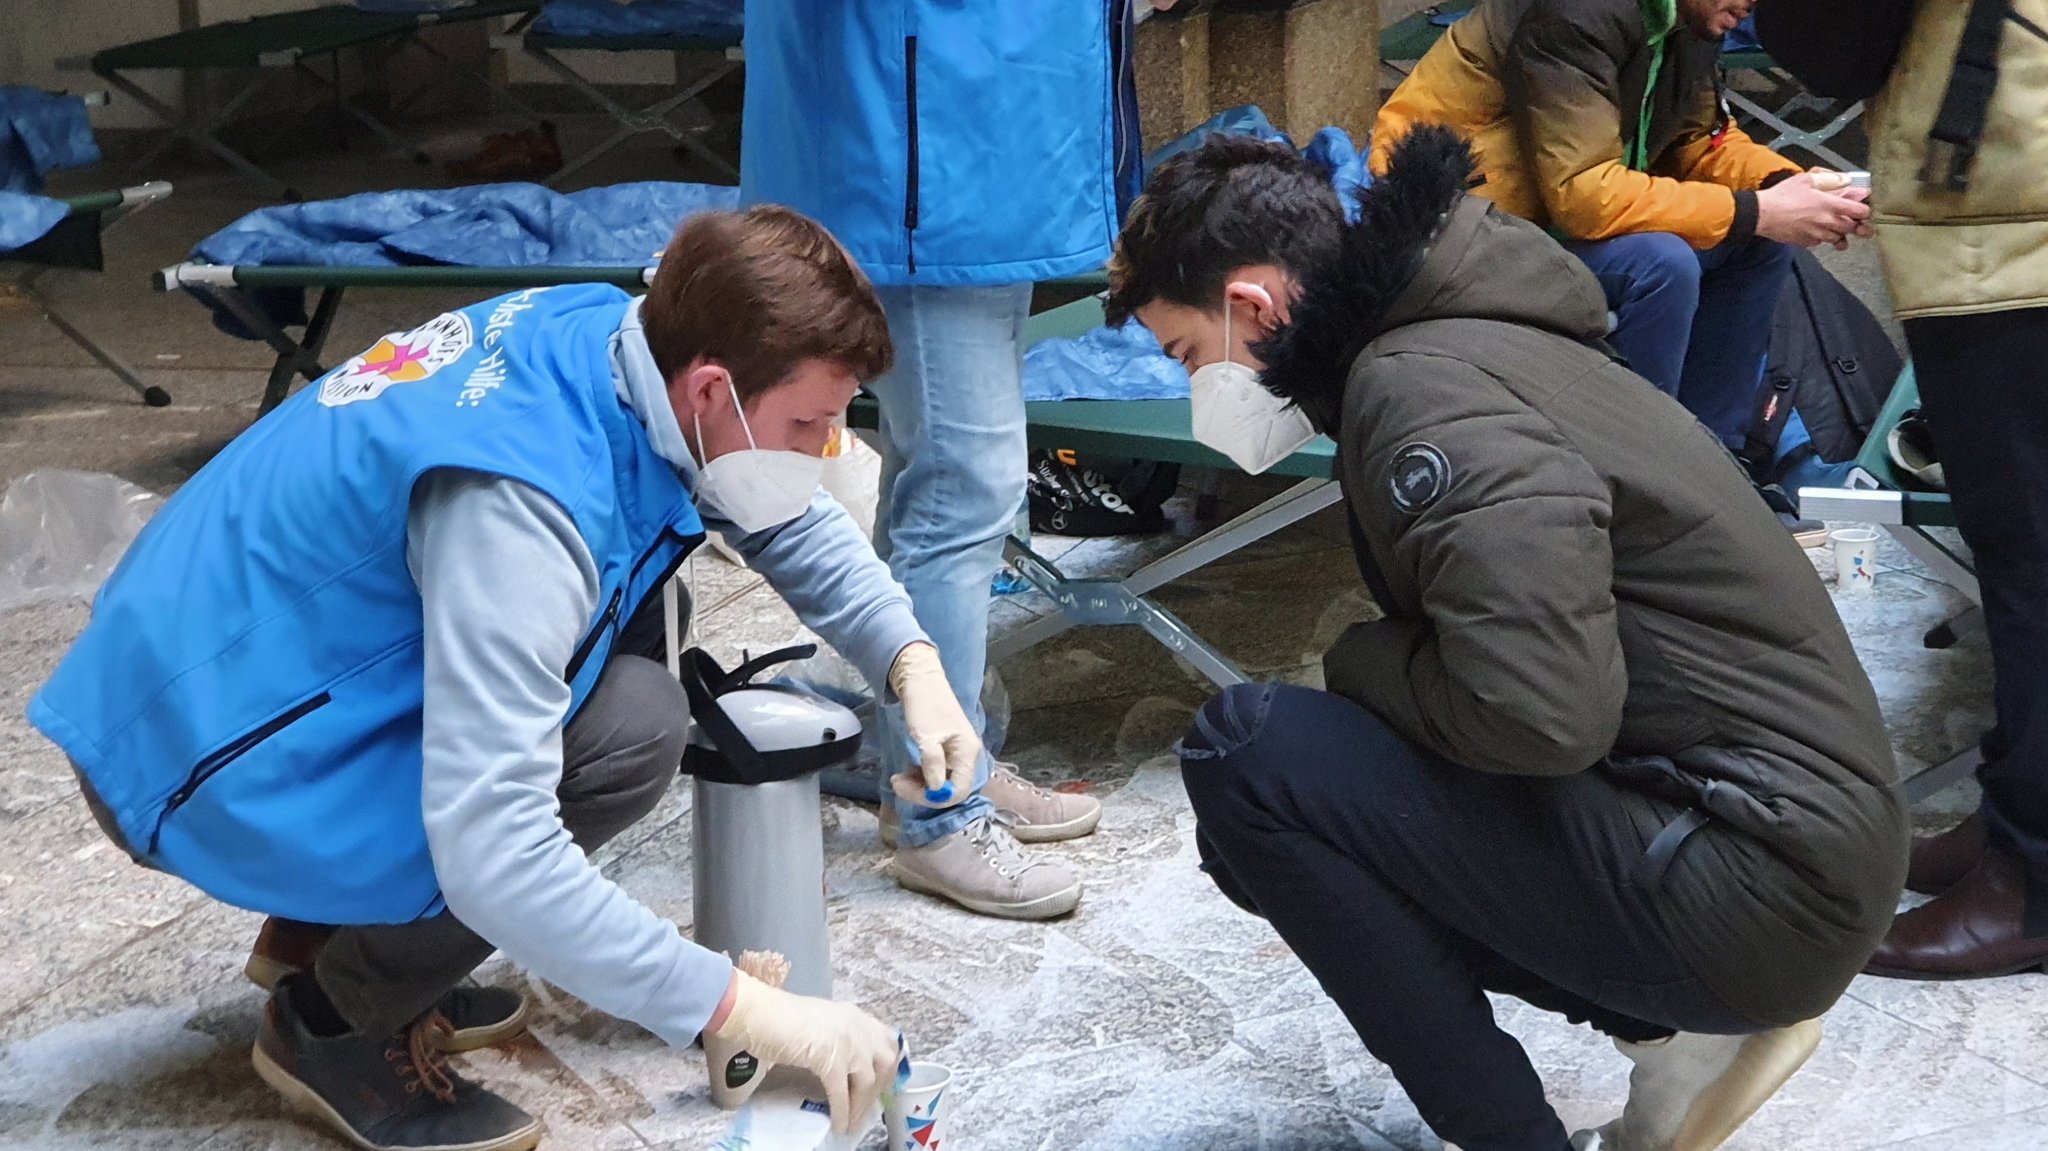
[886,641,982,809]
[708,969,900,1133]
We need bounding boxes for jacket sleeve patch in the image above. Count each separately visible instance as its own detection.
[1388,442,1454,515]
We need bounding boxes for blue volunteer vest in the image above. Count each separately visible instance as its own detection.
[29,284,704,924]
[739,0,1134,286]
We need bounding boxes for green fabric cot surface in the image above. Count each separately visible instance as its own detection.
[850,294,1336,482]
[522,31,737,52]
[92,0,541,72]
[1853,366,1956,528]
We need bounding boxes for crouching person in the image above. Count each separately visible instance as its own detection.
[1107,127,1908,1151]
[28,206,982,1151]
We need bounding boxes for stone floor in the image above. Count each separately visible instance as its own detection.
[0,129,2030,1151]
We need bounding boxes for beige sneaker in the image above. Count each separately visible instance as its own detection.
[1571,1020,1823,1151]
[880,762,1102,848]
[892,816,1083,919]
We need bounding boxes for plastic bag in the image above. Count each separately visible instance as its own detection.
[819,427,882,542]
[0,471,160,613]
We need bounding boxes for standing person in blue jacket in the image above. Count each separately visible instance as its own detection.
[29,207,984,1151]
[741,0,1141,919]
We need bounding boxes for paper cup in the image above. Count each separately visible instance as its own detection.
[1831,528,1879,592]
[885,1062,953,1151]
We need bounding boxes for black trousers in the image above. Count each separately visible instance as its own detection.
[1905,307,2048,869]
[1179,683,1758,1151]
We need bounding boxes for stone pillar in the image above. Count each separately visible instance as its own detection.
[1135,0,1380,146]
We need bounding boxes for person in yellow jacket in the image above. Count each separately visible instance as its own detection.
[1375,0,1872,457]
[1761,0,2048,981]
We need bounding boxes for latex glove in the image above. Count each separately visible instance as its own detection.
[708,969,900,1134]
[886,641,982,809]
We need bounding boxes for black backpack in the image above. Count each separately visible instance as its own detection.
[1741,248,1903,476]
[1026,449,1180,537]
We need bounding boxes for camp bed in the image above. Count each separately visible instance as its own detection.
[6,181,175,406]
[62,0,544,200]
[153,257,1108,414]
[1378,6,1864,170]
[488,24,742,185]
[847,294,1340,691]
[1801,367,1982,802]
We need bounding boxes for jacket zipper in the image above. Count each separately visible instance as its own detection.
[564,587,624,685]
[1109,0,1133,225]
[903,34,920,273]
[151,691,332,853]
[563,524,702,684]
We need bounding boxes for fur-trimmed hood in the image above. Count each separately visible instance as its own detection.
[1256,125,1612,433]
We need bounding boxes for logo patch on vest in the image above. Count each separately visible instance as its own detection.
[1388,442,1453,514]
[318,312,474,407]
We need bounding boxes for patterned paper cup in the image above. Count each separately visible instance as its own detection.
[885,1062,953,1151]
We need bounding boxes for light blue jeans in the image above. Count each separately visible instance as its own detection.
[868,283,1031,846]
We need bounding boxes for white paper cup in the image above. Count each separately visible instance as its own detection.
[885,1062,953,1151]
[1831,528,1879,592]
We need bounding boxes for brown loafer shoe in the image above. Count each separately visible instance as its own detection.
[1904,813,1988,896]
[1866,845,2048,980]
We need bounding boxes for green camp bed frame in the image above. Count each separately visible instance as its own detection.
[848,294,1341,690]
[8,181,176,406]
[1379,6,1864,170]
[1800,367,1984,802]
[154,258,654,412]
[152,260,1110,415]
[62,0,544,200]
[488,26,742,185]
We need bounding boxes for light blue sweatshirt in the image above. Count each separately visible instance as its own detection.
[407,297,925,1047]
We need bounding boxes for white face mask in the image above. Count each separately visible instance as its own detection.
[691,378,823,533]
[1188,299,1317,475]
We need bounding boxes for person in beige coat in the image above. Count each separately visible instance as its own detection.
[1761,0,2048,979]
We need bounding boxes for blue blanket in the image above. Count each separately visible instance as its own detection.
[0,190,70,255]
[191,180,738,337]
[534,0,743,39]
[1023,106,1370,404]
[1,87,101,196]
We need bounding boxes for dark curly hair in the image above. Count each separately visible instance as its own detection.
[1104,134,1346,327]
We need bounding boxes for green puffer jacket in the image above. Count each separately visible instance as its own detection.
[1259,127,1910,1027]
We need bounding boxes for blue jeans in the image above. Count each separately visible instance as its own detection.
[867,283,1031,846]
[1565,232,1794,448]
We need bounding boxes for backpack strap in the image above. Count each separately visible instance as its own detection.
[1924,0,2013,190]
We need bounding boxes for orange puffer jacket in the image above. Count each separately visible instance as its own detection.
[1373,0,1800,250]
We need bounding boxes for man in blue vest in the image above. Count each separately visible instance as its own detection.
[741,0,1141,919]
[29,207,981,1151]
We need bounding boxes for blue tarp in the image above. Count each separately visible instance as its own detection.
[1,87,101,196]
[534,0,744,39]
[195,180,738,269]
[1024,106,1370,403]
[191,180,739,337]
[1725,13,1761,51]
[0,191,71,255]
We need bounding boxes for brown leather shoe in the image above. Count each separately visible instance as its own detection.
[246,917,337,990]
[1905,813,1988,895]
[1866,846,2048,980]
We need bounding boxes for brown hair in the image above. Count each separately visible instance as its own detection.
[643,205,893,398]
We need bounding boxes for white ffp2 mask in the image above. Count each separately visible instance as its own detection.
[1188,303,1316,475]
[692,379,823,533]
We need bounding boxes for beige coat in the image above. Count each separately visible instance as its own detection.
[1869,0,2048,317]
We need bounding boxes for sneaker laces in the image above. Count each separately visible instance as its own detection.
[386,1013,458,1105]
[964,814,1047,882]
[992,762,1061,803]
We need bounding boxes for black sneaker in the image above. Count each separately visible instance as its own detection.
[254,977,544,1151]
[245,919,529,1052]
